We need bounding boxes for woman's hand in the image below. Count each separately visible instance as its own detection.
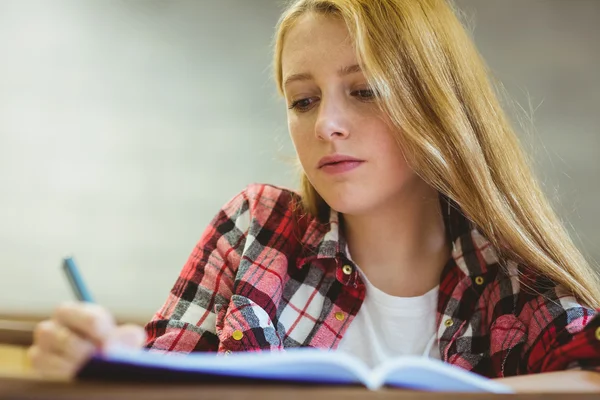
[27,302,146,380]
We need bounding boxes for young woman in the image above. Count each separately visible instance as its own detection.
[28,0,600,391]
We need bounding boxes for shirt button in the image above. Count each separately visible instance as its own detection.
[595,327,600,341]
[342,264,353,275]
[224,350,232,356]
[232,330,244,341]
[474,276,485,285]
[335,311,345,321]
[444,319,454,327]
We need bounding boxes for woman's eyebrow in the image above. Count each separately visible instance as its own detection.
[283,64,362,88]
[283,72,312,88]
[337,64,362,77]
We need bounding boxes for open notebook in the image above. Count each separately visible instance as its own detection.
[77,348,512,393]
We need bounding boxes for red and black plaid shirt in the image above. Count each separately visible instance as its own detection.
[145,184,600,377]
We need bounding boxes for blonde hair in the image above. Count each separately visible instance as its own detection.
[273,0,600,307]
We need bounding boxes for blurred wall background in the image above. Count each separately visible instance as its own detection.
[0,0,598,321]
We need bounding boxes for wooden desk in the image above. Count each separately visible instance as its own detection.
[0,320,35,347]
[0,317,597,399]
[0,375,598,400]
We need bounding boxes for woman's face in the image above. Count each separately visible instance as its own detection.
[281,13,424,216]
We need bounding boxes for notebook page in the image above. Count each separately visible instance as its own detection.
[368,356,513,393]
[79,347,371,386]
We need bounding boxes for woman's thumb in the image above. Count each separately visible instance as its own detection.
[104,324,147,350]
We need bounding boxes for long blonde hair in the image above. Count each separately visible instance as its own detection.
[273,0,600,308]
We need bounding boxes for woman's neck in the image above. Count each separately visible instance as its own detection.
[343,184,450,297]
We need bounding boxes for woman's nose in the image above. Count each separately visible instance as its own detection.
[314,98,351,141]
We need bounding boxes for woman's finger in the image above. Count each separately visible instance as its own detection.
[27,345,78,381]
[34,319,96,363]
[52,302,115,344]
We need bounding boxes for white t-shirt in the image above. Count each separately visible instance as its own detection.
[337,266,440,368]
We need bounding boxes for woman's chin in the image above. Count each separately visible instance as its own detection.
[322,196,374,217]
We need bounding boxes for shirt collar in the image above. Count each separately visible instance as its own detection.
[441,194,497,278]
[295,194,496,279]
[296,208,348,268]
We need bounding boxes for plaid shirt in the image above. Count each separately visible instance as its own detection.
[145,184,600,378]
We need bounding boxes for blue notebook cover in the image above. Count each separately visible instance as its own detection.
[77,347,513,393]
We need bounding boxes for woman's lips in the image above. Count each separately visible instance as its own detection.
[319,160,364,174]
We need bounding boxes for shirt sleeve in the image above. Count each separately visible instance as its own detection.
[520,285,600,374]
[143,189,250,353]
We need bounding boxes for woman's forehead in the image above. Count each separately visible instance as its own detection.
[281,14,356,75]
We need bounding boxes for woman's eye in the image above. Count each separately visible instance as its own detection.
[288,97,318,112]
[352,89,376,101]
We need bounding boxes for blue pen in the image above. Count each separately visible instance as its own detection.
[63,256,95,303]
